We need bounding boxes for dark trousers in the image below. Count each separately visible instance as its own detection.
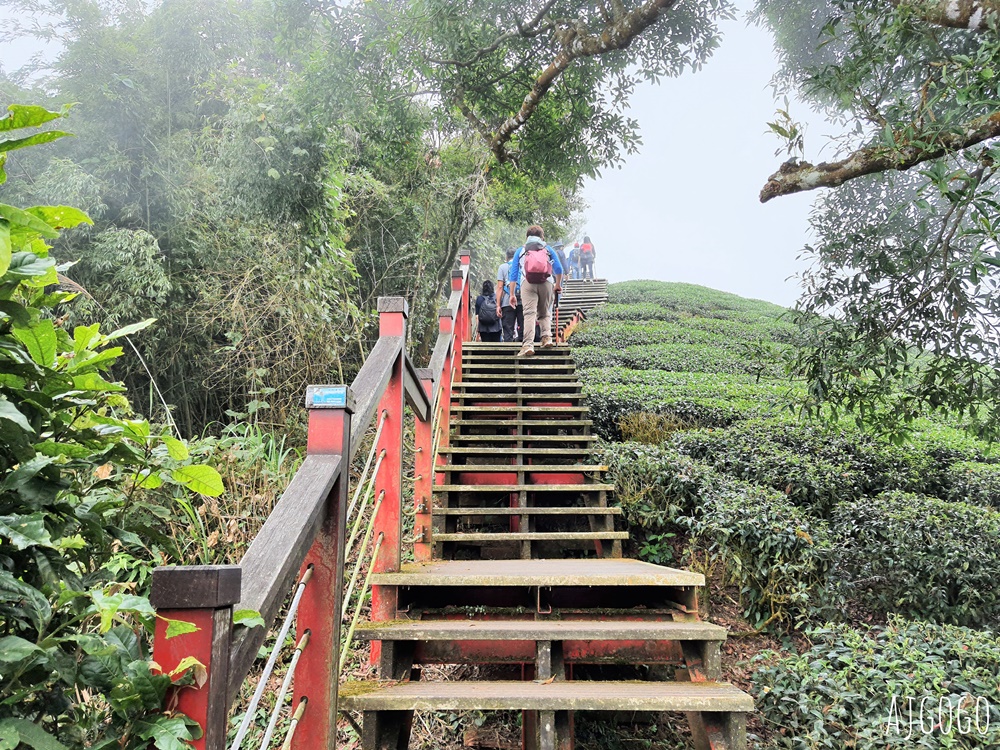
[501,304,523,342]
[480,330,501,342]
[582,260,594,279]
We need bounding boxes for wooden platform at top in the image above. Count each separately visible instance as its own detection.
[372,559,704,587]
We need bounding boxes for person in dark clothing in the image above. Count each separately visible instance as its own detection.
[475,280,503,342]
[496,248,523,342]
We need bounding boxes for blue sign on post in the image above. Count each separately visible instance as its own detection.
[306,385,349,409]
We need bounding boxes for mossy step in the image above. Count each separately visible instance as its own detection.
[354,618,725,642]
[441,447,594,456]
[339,680,752,713]
[432,506,621,516]
[436,464,606,472]
[433,484,614,492]
[372,559,704,587]
[434,531,628,542]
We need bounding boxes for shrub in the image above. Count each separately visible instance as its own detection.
[672,418,939,515]
[833,492,1000,627]
[945,461,1000,507]
[603,443,837,628]
[617,412,692,444]
[754,617,1000,748]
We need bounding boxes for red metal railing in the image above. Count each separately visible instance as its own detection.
[150,253,472,750]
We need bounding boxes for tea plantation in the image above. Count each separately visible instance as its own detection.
[575,281,1000,748]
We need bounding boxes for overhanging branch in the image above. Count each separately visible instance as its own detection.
[760,110,1000,202]
[891,0,1000,31]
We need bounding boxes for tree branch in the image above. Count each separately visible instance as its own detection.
[489,0,680,162]
[426,0,559,68]
[890,0,1000,31]
[760,110,1000,202]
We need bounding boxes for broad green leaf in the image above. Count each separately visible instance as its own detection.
[13,319,57,367]
[0,572,51,631]
[34,440,91,458]
[72,372,126,392]
[6,252,55,280]
[162,436,189,460]
[161,616,200,640]
[0,513,53,550]
[0,204,58,239]
[0,720,66,750]
[103,318,155,342]
[0,300,30,326]
[170,464,224,496]
[24,205,91,230]
[0,722,18,750]
[169,655,206,679]
[72,323,100,355]
[0,105,63,132]
[0,220,10,276]
[0,131,71,155]
[267,167,280,179]
[0,398,33,432]
[0,635,43,665]
[233,609,265,629]
[2,455,55,491]
[131,471,163,490]
[134,715,202,750]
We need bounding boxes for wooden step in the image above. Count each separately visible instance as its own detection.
[452,406,589,414]
[463,365,576,371]
[450,434,597,440]
[339,680,752,713]
[434,531,628,543]
[432,507,621,516]
[436,464,606,472]
[354,618,725,642]
[441,447,594,456]
[452,419,592,428]
[372,559,704,587]
[453,394,586,402]
[434,484,614,492]
[461,374,582,382]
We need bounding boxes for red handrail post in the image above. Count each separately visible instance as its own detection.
[413,368,434,562]
[295,384,354,750]
[150,565,241,750]
[370,297,408,664]
[436,307,455,468]
[459,250,472,341]
[450,269,465,384]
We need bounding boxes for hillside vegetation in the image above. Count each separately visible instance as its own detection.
[576,280,1000,748]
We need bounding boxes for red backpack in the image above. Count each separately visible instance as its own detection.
[523,242,553,284]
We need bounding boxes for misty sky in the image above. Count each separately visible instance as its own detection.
[581,5,837,307]
[0,2,836,308]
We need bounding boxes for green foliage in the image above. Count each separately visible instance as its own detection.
[945,461,1000,508]
[603,443,836,628]
[0,107,218,749]
[834,492,1000,628]
[754,617,1000,748]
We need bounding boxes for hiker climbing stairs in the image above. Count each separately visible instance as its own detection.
[341,341,753,749]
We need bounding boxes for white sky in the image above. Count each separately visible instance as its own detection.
[1,3,836,308]
[581,4,838,307]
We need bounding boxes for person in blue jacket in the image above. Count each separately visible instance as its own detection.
[507,225,563,357]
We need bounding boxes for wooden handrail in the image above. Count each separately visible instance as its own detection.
[151,257,473,750]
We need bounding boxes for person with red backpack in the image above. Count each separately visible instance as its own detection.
[579,235,596,281]
[507,225,563,357]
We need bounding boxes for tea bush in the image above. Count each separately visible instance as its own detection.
[945,461,1000,507]
[603,443,837,627]
[832,492,1000,627]
[754,617,1000,748]
[673,418,939,515]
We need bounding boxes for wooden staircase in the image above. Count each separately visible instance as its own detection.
[341,342,752,749]
[555,278,609,339]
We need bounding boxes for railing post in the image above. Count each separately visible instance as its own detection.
[295,384,354,750]
[459,250,472,343]
[413,367,434,562]
[437,307,455,465]
[451,270,465,383]
[150,565,241,750]
[371,297,407,661]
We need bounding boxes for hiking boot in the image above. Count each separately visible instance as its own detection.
[541,336,555,348]
[518,343,535,357]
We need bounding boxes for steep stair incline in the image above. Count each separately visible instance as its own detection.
[341,342,751,749]
[555,278,609,339]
